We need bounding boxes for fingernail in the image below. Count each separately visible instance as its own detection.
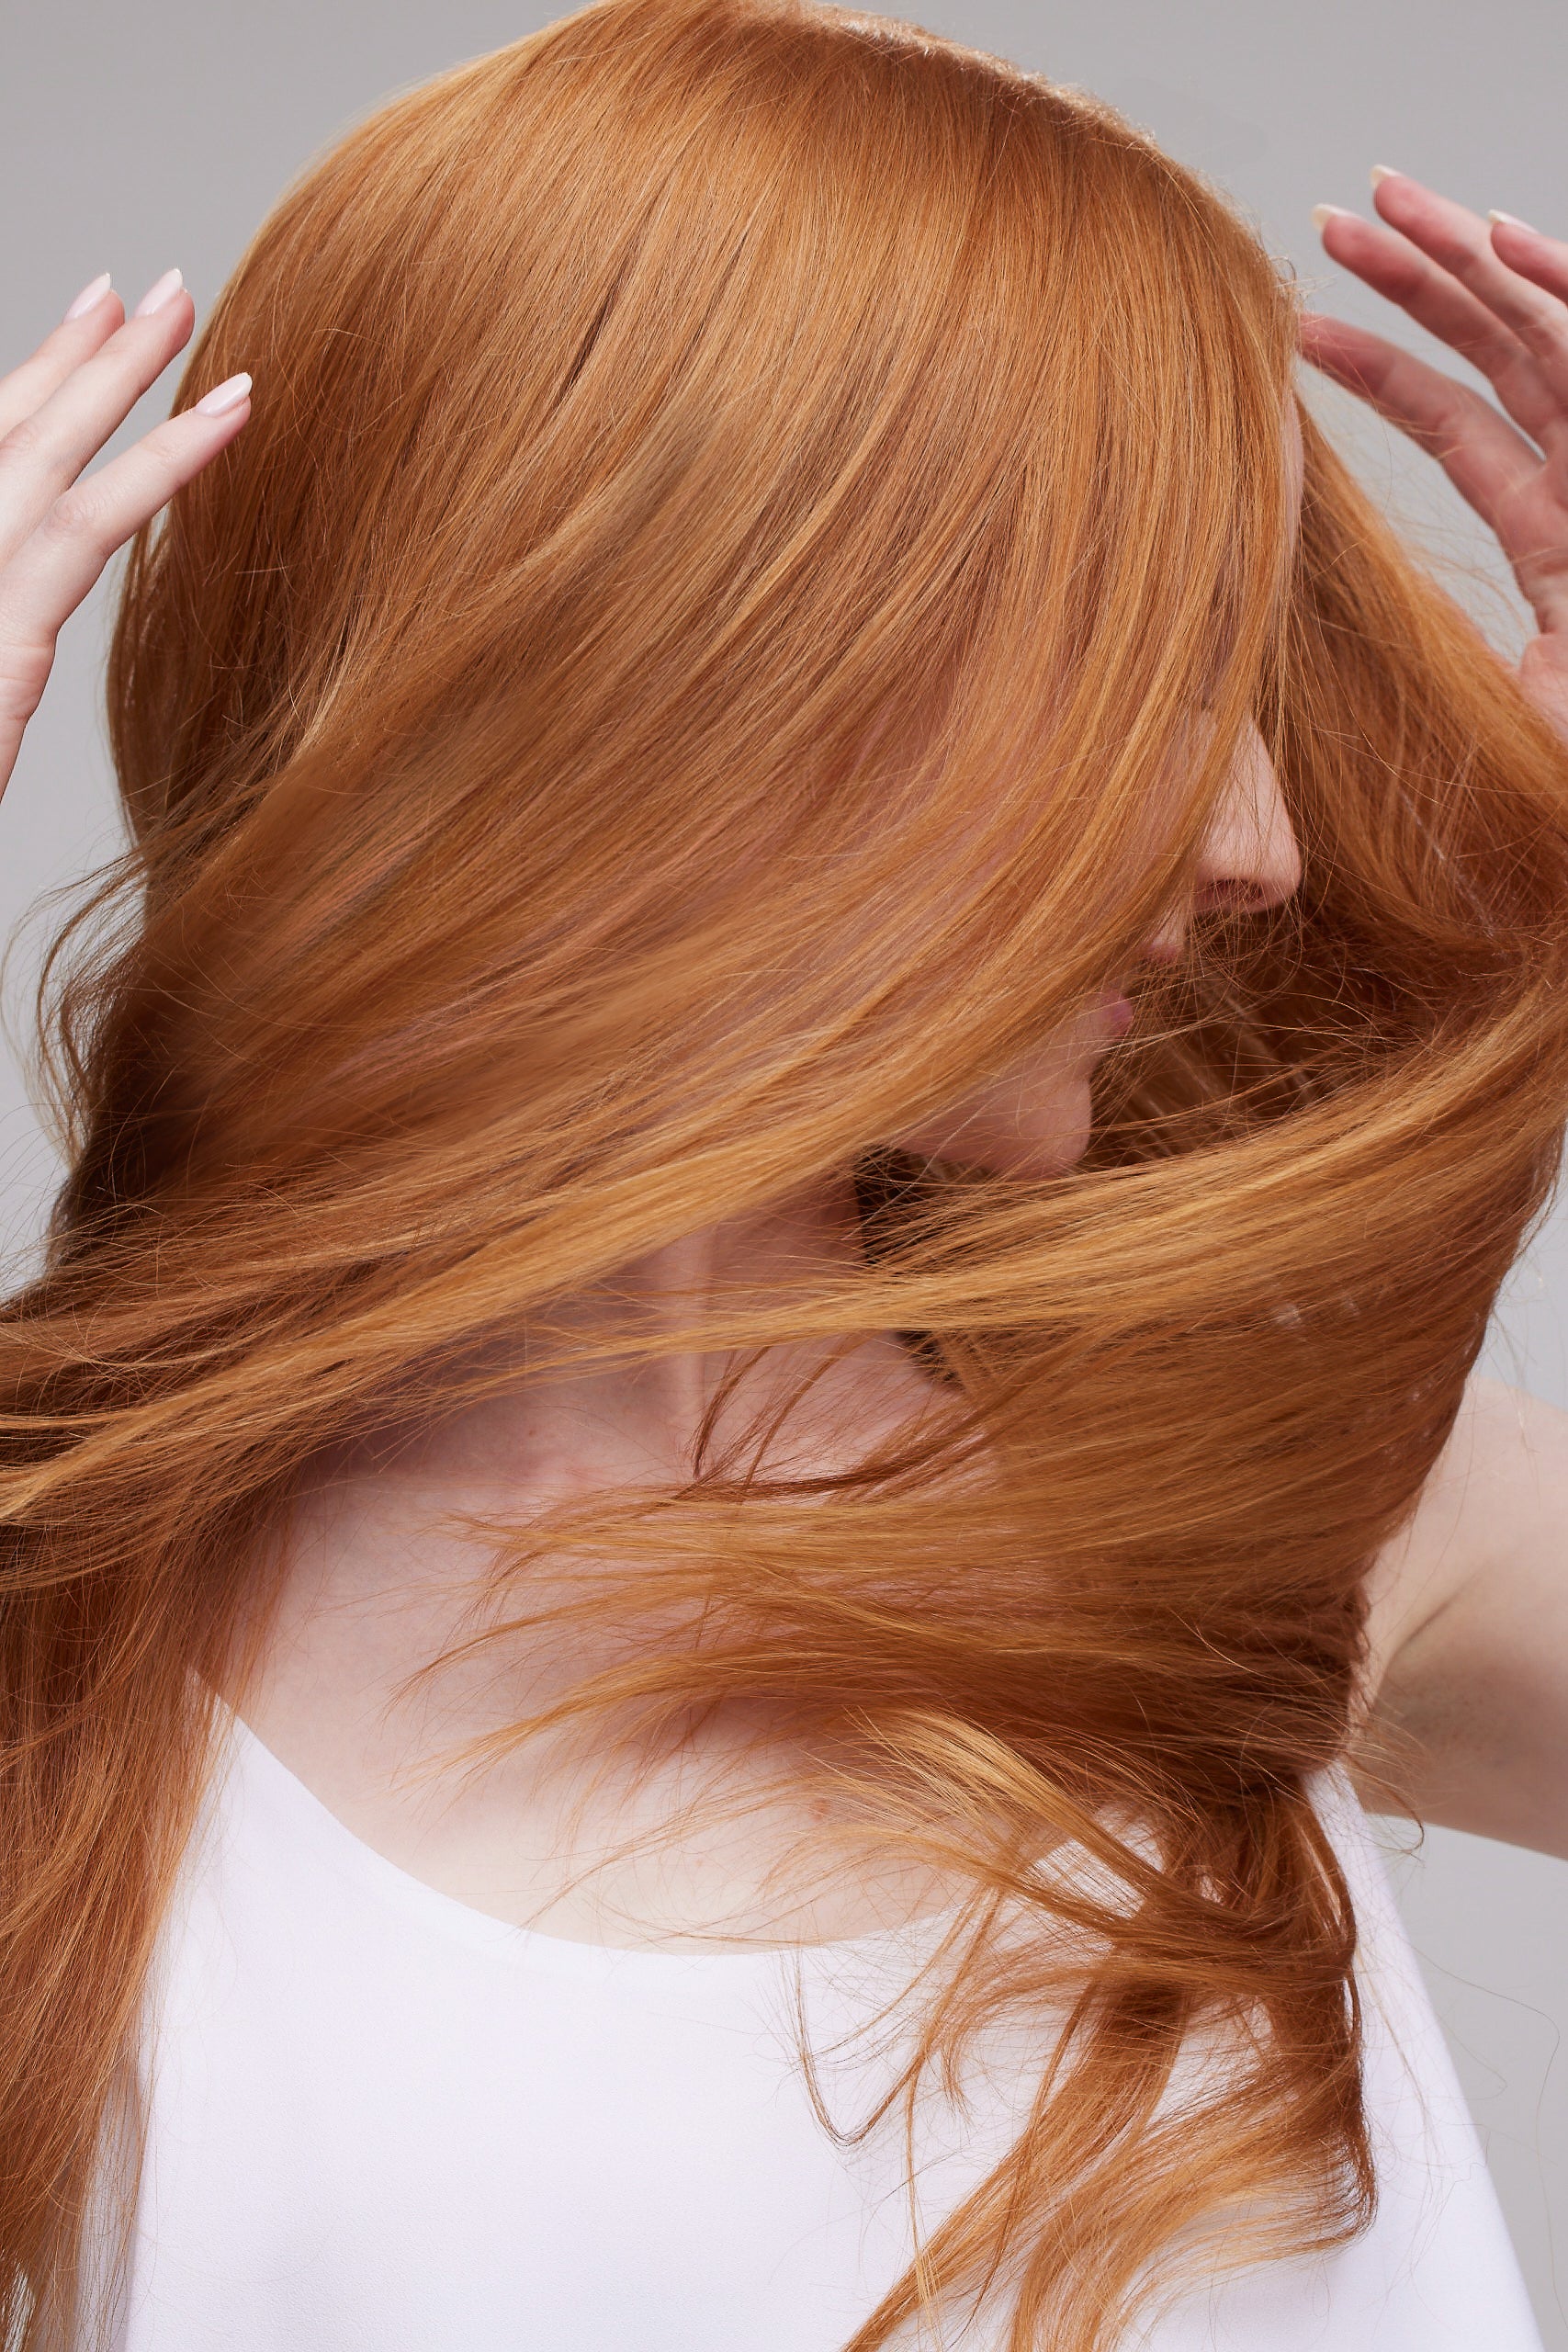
[1489,209,1539,233]
[1311,204,1353,232]
[132,267,185,319]
[194,371,252,418]
[63,271,112,322]
[1369,164,1403,189]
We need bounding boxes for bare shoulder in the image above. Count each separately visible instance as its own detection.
[1362,1373,1561,1699]
[1358,1371,1568,1852]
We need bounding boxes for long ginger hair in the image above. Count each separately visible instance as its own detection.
[6,1,1568,2344]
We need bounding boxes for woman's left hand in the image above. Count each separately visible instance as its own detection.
[1301,169,1568,743]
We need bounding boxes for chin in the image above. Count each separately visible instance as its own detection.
[894,1078,1094,1180]
[1021,1083,1094,1177]
[1004,1132,1090,1180]
[979,1091,1094,1182]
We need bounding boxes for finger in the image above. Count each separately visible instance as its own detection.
[1488,210,1568,308]
[0,270,197,569]
[1312,203,1564,455]
[1298,311,1562,591]
[1365,169,1568,415]
[0,377,252,790]
[0,276,128,444]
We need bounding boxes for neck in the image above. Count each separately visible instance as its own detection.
[348,1170,881,1499]
[231,1170,954,1948]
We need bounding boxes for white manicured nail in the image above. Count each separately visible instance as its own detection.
[194,372,252,418]
[132,267,185,319]
[63,272,112,322]
[1311,205,1353,232]
[1489,209,1539,234]
[1369,164,1402,189]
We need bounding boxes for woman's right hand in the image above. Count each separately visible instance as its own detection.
[0,268,252,807]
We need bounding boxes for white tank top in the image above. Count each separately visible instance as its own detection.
[100,1709,1543,2351]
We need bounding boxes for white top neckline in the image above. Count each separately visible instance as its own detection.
[216,1702,964,1985]
[97,1703,1545,2352]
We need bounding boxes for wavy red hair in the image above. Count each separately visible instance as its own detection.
[5,3,1568,2344]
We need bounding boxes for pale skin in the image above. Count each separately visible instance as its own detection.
[2,172,1567,1950]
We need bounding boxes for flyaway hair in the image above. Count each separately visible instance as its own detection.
[5,1,1568,2344]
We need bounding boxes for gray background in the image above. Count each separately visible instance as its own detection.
[4,0,1566,2336]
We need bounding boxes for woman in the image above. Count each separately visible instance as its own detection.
[3,1,1568,2346]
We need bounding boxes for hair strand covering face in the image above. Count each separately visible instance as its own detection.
[6,1,1568,2345]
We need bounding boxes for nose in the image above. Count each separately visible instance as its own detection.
[1196,715,1302,918]
[1142,717,1302,960]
